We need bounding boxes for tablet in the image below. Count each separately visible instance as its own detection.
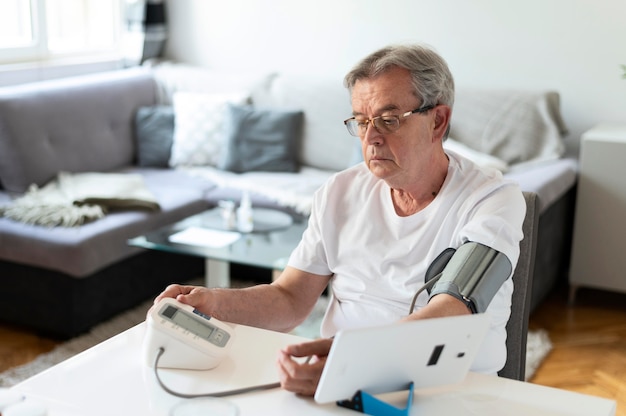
[314,313,490,404]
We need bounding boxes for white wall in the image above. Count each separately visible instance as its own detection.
[164,0,626,145]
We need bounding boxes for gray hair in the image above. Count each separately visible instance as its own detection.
[344,44,455,110]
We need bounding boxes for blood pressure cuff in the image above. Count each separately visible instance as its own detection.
[426,242,512,314]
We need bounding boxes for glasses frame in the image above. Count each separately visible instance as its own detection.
[343,104,436,137]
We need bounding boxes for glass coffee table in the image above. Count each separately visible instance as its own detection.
[128,208,307,288]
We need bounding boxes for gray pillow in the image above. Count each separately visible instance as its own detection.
[450,89,567,166]
[219,104,304,173]
[134,106,174,167]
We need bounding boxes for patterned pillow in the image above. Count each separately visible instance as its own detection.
[169,92,248,167]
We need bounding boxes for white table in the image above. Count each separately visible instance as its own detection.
[10,323,616,416]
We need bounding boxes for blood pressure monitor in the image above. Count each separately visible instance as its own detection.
[143,298,235,370]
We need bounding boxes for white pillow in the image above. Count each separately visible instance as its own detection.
[169,92,248,167]
[444,138,509,172]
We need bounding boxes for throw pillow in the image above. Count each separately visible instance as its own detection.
[218,104,304,173]
[450,88,567,166]
[169,92,249,167]
[134,106,175,168]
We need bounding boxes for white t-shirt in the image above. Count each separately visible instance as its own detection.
[287,150,526,374]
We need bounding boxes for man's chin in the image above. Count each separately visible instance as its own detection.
[367,160,393,175]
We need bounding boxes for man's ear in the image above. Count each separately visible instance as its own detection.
[432,105,452,142]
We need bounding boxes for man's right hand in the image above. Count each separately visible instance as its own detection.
[154,284,213,313]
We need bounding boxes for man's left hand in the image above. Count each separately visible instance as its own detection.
[276,338,333,396]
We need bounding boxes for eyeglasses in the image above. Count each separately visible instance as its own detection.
[343,104,435,137]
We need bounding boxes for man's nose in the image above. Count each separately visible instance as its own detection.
[363,120,383,144]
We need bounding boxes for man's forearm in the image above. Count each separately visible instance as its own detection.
[402,293,471,322]
[202,283,306,332]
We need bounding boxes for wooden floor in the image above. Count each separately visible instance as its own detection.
[1,281,625,414]
[0,323,58,372]
[529,282,626,415]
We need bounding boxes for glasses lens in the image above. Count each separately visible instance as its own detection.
[345,119,360,136]
[374,116,400,133]
[345,115,404,137]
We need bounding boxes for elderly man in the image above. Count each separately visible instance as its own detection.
[155,44,525,396]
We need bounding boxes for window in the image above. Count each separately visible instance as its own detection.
[0,1,34,49]
[0,0,121,64]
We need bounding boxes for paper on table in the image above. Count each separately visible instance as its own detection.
[168,227,241,248]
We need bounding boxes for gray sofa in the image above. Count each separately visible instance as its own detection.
[0,65,577,337]
[0,69,212,338]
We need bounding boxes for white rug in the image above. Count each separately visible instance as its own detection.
[525,328,553,380]
[0,293,551,387]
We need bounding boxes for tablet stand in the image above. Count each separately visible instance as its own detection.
[336,382,414,416]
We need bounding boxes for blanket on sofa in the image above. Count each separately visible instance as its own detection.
[180,139,510,217]
[0,172,160,227]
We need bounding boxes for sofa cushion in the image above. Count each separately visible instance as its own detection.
[450,88,567,166]
[0,68,157,193]
[0,168,215,277]
[218,104,304,173]
[135,105,175,168]
[504,157,578,213]
[169,92,248,167]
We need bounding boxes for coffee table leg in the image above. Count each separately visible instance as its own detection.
[205,259,231,288]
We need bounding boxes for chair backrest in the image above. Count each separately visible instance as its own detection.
[498,191,539,381]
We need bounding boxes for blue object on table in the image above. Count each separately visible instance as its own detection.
[337,382,414,416]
